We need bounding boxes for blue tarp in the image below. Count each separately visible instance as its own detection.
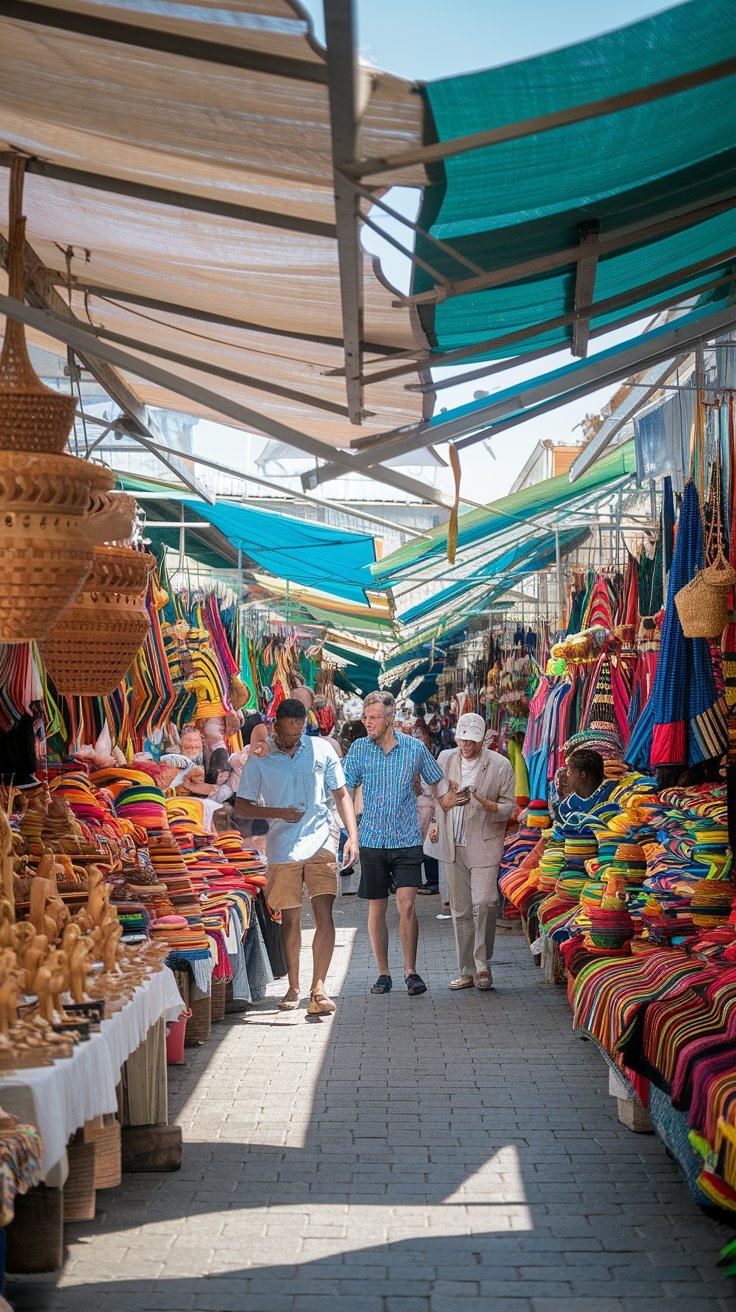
[184,500,377,604]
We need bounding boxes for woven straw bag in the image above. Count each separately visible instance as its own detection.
[41,547,154,695]
[702,546,736,593]
[674,466,733,640]
[674,573,728,639]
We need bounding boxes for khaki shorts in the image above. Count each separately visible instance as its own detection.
[266,846,338,910]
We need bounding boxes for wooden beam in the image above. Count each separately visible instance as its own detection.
[349,55,736,178]
[571,221,600,358]
[80,322,352,418]
[305,299,736,481]
[0,287,460,509]
[42,277,400,356]
[0,153,336,239]
[401,187,736,309]
[114,437,432,540]
[348,245,736,390]
[0,1,328,82]
[0,232,214,502]
[323,0,364,424]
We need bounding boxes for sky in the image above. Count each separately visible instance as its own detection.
[198,0,682,506]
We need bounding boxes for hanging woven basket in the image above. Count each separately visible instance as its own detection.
[0,316,76,454]
[82,490,138,545]
[0,159,76,454]
[0,453,113,644]
[674,572,728,639]
[41,546,155,695]
[701,548,736,593]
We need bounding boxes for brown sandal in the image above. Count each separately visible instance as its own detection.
[307,989,336,1015]
[278,988,300,1011]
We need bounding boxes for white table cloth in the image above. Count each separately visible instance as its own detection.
[0,966,184,1175]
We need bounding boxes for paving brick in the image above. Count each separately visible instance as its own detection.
[20,900,732,1312]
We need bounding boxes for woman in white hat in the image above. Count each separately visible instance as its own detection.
[433,712,516,990]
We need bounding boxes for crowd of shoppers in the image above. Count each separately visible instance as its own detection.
[234,689,515,1012]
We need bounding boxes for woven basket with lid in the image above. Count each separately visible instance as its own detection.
[0,161,114,642]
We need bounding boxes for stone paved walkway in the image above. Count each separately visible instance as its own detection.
[9,897,734,1312]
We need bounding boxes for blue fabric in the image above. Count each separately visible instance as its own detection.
[183,500,377,603]
[650,480,727,767]
[344,733,443,848]
[244,915,273,1002]
[238,734,344,864]
[625,693,655,772]
[634,386,694,494]
[416,1,736,359]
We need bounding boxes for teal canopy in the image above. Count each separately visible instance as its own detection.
[184,501,377,605]
[414,0,736,363]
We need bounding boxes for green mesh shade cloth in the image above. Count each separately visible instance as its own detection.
[398,525,588,625]
[414,0,736,361]
[374,439,636,585]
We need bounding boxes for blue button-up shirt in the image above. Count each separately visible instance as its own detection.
[343,733,443,849]
[238,735,344,865]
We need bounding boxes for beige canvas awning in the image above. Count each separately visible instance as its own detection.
[0,0,428,449]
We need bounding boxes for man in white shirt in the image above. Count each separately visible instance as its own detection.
[235,699,358,1015]
[433,713,516,991]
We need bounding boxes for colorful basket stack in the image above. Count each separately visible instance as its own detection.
[527,800,552,832]
[585,904,635,951]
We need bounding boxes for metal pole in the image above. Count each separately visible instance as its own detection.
[324,0,364,425]
[555,527,564,634]
[178,504,185,573]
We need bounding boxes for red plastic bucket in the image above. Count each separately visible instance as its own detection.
[166,1008,191,1065]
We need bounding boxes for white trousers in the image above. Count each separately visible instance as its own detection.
[446,845,498,977]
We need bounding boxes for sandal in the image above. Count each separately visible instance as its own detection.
[278,988,300,1011]
[405,973,427,996]
[474,970,493,990]
[370,975,392,994]
[448,975,474,990]
[307,989,336,1015]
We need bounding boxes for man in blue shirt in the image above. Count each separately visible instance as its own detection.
[235,699,358,1016]
[343,691,446,997]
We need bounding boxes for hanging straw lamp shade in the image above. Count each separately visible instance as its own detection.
[0,452,113,644]
[0,158,113,643]
[41,546,155,696]
[0,159,76,453]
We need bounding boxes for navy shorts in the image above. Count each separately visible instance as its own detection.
[358,845,424,900]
